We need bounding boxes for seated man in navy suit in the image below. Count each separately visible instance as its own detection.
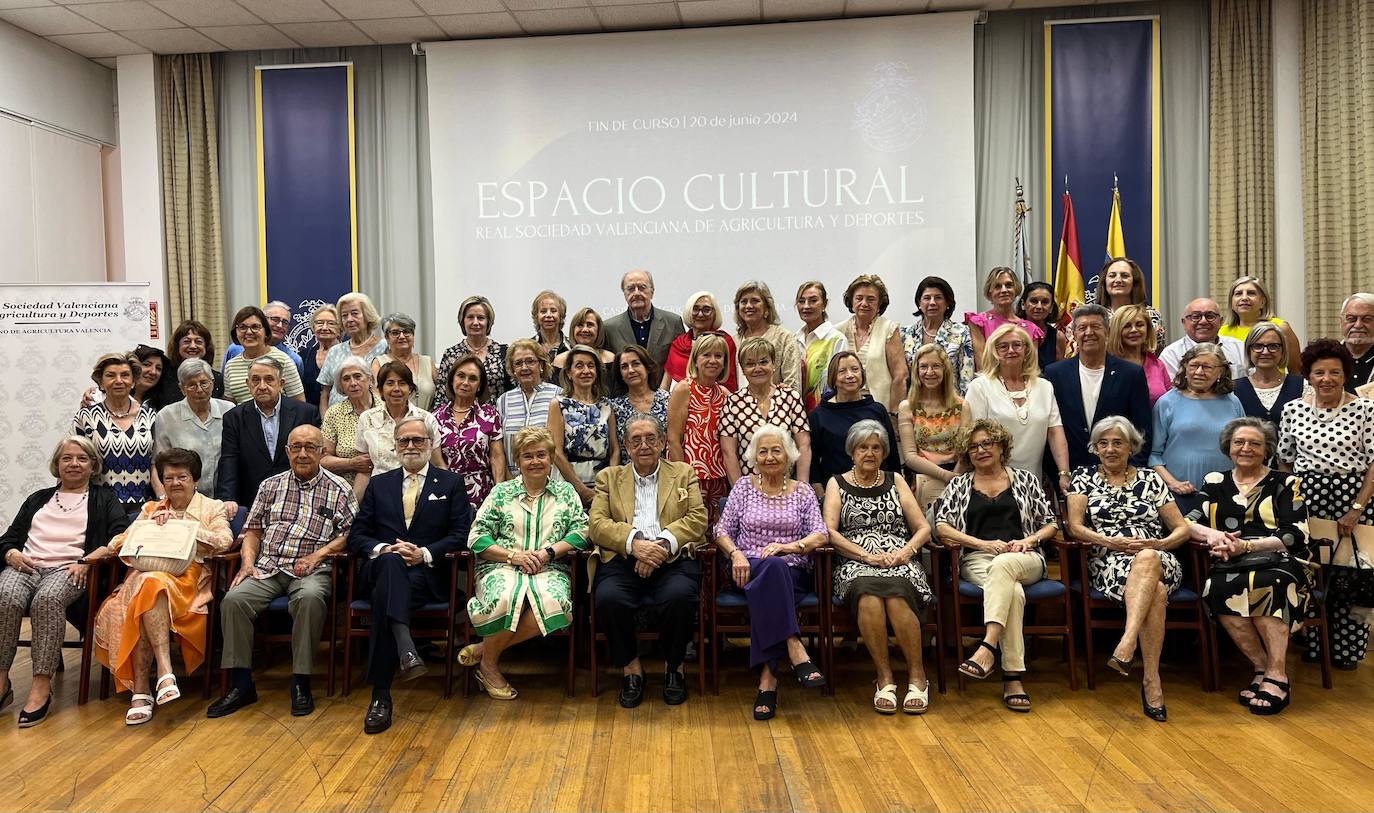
[1043,304,1151,478]
[348,416,470,734]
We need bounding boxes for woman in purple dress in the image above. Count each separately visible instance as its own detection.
[714,423,829,721]
[434,355,507,506]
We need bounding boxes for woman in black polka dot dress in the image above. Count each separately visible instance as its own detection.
[1278,339,1374,670]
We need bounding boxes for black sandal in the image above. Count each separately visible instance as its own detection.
[753,690,778,720]
[1249,678,1291,716]
[1236,670,1264,706]
[959,641,999,680]
[792,660,826,689]
[1002,673,1031,712]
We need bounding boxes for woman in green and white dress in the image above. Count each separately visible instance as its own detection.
[461,426,589,700]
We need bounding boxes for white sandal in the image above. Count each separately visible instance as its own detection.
[125,694,155,725]
[154,674,180,705]
[873,683,898,715]
[903,680,930,715]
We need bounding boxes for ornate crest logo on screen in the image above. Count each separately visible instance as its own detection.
[284,298,329,355]
[854,63,927,153]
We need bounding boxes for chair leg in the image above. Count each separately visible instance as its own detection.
[1082,602,1097,691]
[99,665,111,701]
[588,596,598,698]
[78,637,92,706]
[1063,596,1078,691]
[1316,609,1334,690]
[696,602,706,697]
[342,623,354,697]
[443,613,455,700]
[1209,616,1222,691]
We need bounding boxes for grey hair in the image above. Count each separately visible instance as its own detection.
[1243,321,1287,363]
[1071,303,1111,327]
[264,300,291,314]
[49,435,102,478]
[176,357,214,385]
[743,423,801,467]
[382,312,417,335]
[1089,415,1145,454]
[621,269,654,290]
[1341,292,1374,313]
[392,414,432,441]
[333,355,374,395]
[843,419,890,458]
[1219,416,1278,460]
[623,412,664,439]
[1170,342,1235,394]
[247,354,284,377]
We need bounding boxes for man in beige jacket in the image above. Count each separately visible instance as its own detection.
[588,413,707,708]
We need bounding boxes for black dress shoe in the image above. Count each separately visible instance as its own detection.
[398,651,428,682]
[17,695,51,728]
[663,670,688,706]
[290,683,315,717]
[363,699,392,734]
[206,687,258,718]
[417,643,445,664]
[618,673,645,708]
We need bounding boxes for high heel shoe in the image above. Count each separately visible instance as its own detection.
[17,695,52,728]
[1107,654,1135,676]
[1140,685,1167,722]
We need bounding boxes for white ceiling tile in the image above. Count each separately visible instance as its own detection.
[511,7,599,31]
[352,15,445,40]
[148,0,262,26]
[91,56,117,67]
[46,30,146,55]
[324,0,422,19]
[414,0,505,12]
[503,0,589,9]
[926,0,984,6]
[590,0,669,5]
[0,5,102,34]
[596,2,676,28]
[842,0,926,14]
[275,19,374,45]
[69,1,183,30]
[431,10,521,36]
[234,0,340,23]
[678,0,759,24]
[198,23,299,48]
[0,0,55,9]
[762,0,842,18]
[122,26,225,51]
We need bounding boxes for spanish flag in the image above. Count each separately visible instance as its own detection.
[1053,190,1085,314]
[1105,181,1126,261]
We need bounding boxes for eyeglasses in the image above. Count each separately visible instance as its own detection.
[286,443,322,453]
[1184,312,1221,323]
[967,440,1000,452]
[236,323,264,333]
[994,341,1027,352]
[512,358,540,368]
[182,379,212,391]
[395,436,429,447]
[267,316,290,326]
[1186,362,1220,373]
[386,328,414,338]
[1251,343,1284,354]
[691,306,714,315]
[1231,438,1265,449]
[626,436,660,448]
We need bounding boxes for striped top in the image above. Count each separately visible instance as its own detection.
[223,347,305,404]
[495,383,560,471]
[71,401,156,509]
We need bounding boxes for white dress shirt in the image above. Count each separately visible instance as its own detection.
[624,462,679,556]
[369,463,434,566]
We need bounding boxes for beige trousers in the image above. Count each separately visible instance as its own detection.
[960,551,1045,672]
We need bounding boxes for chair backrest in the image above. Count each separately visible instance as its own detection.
[229,505,248,538]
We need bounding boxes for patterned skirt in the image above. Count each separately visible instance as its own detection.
[1088,550,1183,604]
[1204,554,1313,633]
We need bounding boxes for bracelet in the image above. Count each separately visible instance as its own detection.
[1244,540,1253,554]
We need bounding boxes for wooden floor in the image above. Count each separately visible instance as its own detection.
[4,637,1374,813]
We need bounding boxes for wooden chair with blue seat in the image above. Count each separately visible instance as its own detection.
[944,527,1079,692]
[18,556,117,705]
[708,547,830,696]
[1068,532,1215,691]
[207,506,343,697]
[339,550,474,699]
[585,547,715,697]
[821,544,946,698]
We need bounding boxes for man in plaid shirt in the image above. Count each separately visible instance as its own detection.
[207,425,357,719]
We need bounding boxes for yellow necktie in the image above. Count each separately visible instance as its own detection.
[403,473,419,526]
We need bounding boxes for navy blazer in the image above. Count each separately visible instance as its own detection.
[348,466,471,591]
[214,397,321,506]
[1042,355,1151,470]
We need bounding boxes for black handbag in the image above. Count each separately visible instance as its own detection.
[1328,555,1374,608]
[1209,550,1284,575]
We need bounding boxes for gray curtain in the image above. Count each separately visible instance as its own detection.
[214,45,436,351]
[975,0,1209,323]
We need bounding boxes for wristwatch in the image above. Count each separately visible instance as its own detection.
[543,545,557,562]
[1353,501,1366,512]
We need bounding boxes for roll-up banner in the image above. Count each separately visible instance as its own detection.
[255,63,357,354]
[0,282,153,528]
[1045,17,1160,304]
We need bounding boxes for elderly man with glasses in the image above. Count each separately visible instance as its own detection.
[1159,298,1247,380]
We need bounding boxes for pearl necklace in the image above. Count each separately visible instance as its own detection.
[852,469,883,488]
[996,378,1031,425]
[106,400,134,419]
[1311,397,1348,423]
[755,475,790,498]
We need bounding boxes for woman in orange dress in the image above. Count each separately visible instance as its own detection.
[92,448,233,725]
